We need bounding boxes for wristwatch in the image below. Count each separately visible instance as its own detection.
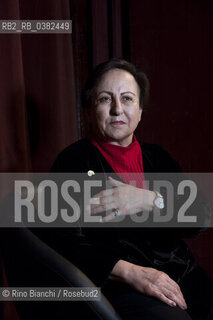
[153,191,165,209]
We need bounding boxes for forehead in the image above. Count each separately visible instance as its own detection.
[94,69,139,94]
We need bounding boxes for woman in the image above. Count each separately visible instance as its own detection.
[51,59,213,320]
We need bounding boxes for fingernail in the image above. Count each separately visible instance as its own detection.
[170,302,176,307]
[90,198,99,204]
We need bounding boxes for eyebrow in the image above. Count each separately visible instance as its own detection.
[121,91,136,96]
[96,91,136,97]
[96,91,112,97]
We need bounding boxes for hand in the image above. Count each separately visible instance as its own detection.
[88,176,155,222]
[111,261,187,310]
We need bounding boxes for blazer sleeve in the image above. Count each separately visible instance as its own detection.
[34,145,128,287]
[146,144,211,238]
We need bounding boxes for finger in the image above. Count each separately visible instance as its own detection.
[102,210,123,223]
[164,279,187,308]
[166,278,182,293]
[87,190,114,211]
[107,176,124,187]
[89,188,114,201]
[90,202,116,215]
[163,287,187,310]
[150,287,177,308]
[159,273,187,303]
[90,195,114,208]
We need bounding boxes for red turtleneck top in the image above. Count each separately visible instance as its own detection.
[92,136,145,188]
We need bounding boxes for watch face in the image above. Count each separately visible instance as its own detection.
[154,198,164,209]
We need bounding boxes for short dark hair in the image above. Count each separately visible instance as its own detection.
[81,58,150,110]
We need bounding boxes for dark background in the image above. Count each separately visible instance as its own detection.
[0,0,213,318]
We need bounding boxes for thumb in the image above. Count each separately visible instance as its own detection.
[107,176,124,187]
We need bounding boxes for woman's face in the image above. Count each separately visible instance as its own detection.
[89,69,142,146]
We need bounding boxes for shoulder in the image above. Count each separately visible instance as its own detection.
[139,141,182,173]
[140,141,174,159]
[51,139,94,172]
[59,139,92,156]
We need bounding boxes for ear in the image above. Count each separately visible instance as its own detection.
[138,108,142,121]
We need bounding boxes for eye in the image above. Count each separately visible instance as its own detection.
[97,96,112,103]
[122,95,133,102]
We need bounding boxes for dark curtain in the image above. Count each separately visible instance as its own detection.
[128,0,213,278]
[0,1,77,319]
[0,0,78,173]
[129,0,213,172]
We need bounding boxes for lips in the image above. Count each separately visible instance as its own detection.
[110,121,125,125]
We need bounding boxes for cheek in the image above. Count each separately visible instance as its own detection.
[94,109,108,128]
[96,107,108,121]
[128,109,141,123]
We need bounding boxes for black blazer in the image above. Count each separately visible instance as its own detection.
[41,139,207,287]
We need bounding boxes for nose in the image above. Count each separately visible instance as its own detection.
[110,96,123,115]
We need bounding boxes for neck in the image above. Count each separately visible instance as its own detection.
[88,133,134,147]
